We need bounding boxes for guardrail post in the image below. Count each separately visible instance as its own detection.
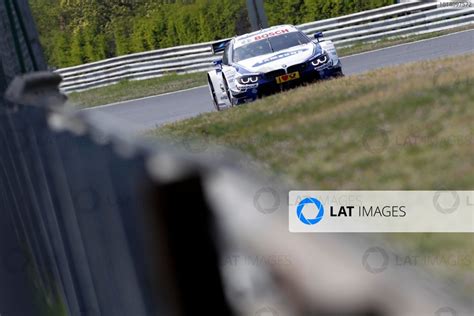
[247,0,268,31]
[5,71,67,107]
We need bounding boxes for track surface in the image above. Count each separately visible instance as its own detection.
[90,30,474,132]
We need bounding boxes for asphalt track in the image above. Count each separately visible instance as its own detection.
[90,29,474,132]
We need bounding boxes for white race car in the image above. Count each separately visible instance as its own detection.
[207,24,343,111]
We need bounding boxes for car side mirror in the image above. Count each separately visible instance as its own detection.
[313,32,324,42]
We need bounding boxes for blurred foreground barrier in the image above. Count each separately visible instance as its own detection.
[56,1,474,93]
[2,72,233,315]
[1,71,473,315]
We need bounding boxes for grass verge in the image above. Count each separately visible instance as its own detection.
[150,54,474,285]
[152,54,474,190]
[69,25,473,108]
[68,72,207,108]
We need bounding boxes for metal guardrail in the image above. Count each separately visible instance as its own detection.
[56,1,474,93]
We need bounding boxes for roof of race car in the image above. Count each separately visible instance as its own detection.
[233,25,299,48]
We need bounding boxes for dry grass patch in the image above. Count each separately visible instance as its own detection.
[151,54,474,284]
[153,54,474,190]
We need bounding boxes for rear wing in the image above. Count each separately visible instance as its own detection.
[211,39,231,54]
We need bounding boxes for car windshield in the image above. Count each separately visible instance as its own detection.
[233,31,310,62]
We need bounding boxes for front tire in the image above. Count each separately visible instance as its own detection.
[333,66,344,78]
[208,75,221,111]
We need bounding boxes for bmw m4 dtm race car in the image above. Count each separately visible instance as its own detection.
[207,24,343,111]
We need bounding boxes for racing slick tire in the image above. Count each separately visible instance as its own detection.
[333,66,344,78]
[207,75,222,111]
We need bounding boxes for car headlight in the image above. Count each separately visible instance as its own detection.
[311,54,329,67]
[237,75,259,85]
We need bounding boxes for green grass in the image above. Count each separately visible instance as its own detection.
[338,24,474,56]
[152,54,474,190]
[68,26,473,108]
[68,72,207,108]
[150,54,474,285]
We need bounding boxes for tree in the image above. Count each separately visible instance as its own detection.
[29,0,394,68]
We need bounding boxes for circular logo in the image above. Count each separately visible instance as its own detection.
[361,127,390,154]
[74,188,100,213]
[3,248,30,275]
[254,187,280,214]
[362,247,389,274]
[433,191,460,214]
[182,136,209,153]
[255,306,279,316]
[296,197,324,225]
[80,306,100,316]
[433,67,462,90]
[434,306,457,316]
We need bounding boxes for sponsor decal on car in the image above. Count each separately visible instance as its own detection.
[254,28,290,41]
[252,49,309,67]
[276,71,300,84]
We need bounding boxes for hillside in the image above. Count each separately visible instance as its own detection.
[29,0,393,68]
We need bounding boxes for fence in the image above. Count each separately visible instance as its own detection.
[56,1,474,93]
[2,1,474,316]
[1,1,231,315]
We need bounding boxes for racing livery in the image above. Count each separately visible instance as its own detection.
[207,25,343,111]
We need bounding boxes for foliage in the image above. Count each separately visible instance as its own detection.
[29,0,394,68]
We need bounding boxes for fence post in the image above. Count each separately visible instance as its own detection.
[246,0,269,31]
